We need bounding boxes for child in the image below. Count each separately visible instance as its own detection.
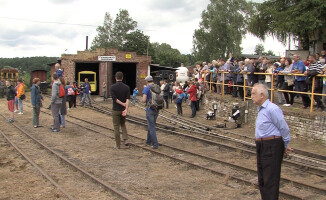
[55,63,63,78]
[175,86,186,115]
[6,80,16,123]
[132,88,139,105]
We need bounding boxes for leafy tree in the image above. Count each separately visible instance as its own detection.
[91,9,137,50]
[254,43,275,56]
[248,0,326,50]
[91,12,113,50]
[0,57,57,73]
[111,9,137,49]
[122,30,151,55]
[265,50,275,56]
[151,43,191,67]
[192,0,254,61]
[0,57,58,87]
[254,43,265,55]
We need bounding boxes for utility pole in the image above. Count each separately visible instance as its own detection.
[86,36,89,50]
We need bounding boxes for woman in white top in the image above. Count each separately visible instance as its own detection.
[280,58,295,106]
[265,60,273,99]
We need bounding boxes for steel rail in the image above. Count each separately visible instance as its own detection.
[134,102,326,169]
[88,103,326,176]
[0,114,131,200]
[45,109,326,197]
[0,128,75,200]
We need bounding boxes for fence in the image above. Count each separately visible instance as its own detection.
[202,71,326,113]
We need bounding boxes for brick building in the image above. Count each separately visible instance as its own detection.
[51,48,151,96]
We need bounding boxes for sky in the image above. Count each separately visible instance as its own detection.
[0,0,293,58]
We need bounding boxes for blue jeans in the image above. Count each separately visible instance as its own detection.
[103,91,107,101]
[15,96,23,112]
[191,101,196,117]
[146,109,159,148]
[132,96,136,104]
[59,110,65,127]
[82,93,92,106]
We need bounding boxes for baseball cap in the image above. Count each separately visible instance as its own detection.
[145,75,153,81]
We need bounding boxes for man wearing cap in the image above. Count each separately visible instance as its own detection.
[251,83,292,200]
[142,75,159,149]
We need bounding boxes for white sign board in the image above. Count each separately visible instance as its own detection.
[98,56,116,61]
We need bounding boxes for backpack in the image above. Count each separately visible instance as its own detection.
[67,87,74,96]
[197,89,201,99]
[175,92,180,100]
[58,84,65,98]
[148,84,164,110]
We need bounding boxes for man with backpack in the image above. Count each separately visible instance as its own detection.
[50,73,62,133]
[142,75,163,149]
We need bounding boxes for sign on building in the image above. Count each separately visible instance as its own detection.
[98,56,116,61]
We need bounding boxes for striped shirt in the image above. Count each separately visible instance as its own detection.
[309,61,323,73]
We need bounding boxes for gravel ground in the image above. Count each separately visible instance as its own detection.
[0,92,325,200]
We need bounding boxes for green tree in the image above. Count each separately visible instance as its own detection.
[151,43,185,67]
[265,50,275,56]
[254,43,265,55]
[122,30,151,55]
[111,9,137,49]
[91,9,137,50]
[248,0,326,50]
[192,0,254,61]
[91,12,113,50]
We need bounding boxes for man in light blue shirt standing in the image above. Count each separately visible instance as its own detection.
[291,54,310,108]
[251,83,293,200]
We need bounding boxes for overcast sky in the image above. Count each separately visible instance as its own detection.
[0,0,292,58]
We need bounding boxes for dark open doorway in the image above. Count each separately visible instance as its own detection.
[112,62,137,94]
[75,62,99,95]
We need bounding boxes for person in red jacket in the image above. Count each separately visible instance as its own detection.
[187,80,197,118]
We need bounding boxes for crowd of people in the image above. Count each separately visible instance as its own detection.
[192,51,326,111]
[5,51,326,199]
[2,63,94,132]
[2,77,26,123]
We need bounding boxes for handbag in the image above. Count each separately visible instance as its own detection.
[20,94,26,100]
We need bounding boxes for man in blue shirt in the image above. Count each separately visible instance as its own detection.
[81,78,92,106]
[251,83,293,200]
[142,75,159,149]
[291,54,310,108]
[220,59,231,94]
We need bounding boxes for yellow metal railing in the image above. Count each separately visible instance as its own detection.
[201,71,326,113]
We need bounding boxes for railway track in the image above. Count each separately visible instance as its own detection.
[0,113,131,200]
[158,105,326,161]
[29,103,326,200]
[90,102,326,178]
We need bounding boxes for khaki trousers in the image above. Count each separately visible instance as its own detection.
[112,110,128,147]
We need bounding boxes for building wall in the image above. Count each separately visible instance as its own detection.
[60,48,151,94]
